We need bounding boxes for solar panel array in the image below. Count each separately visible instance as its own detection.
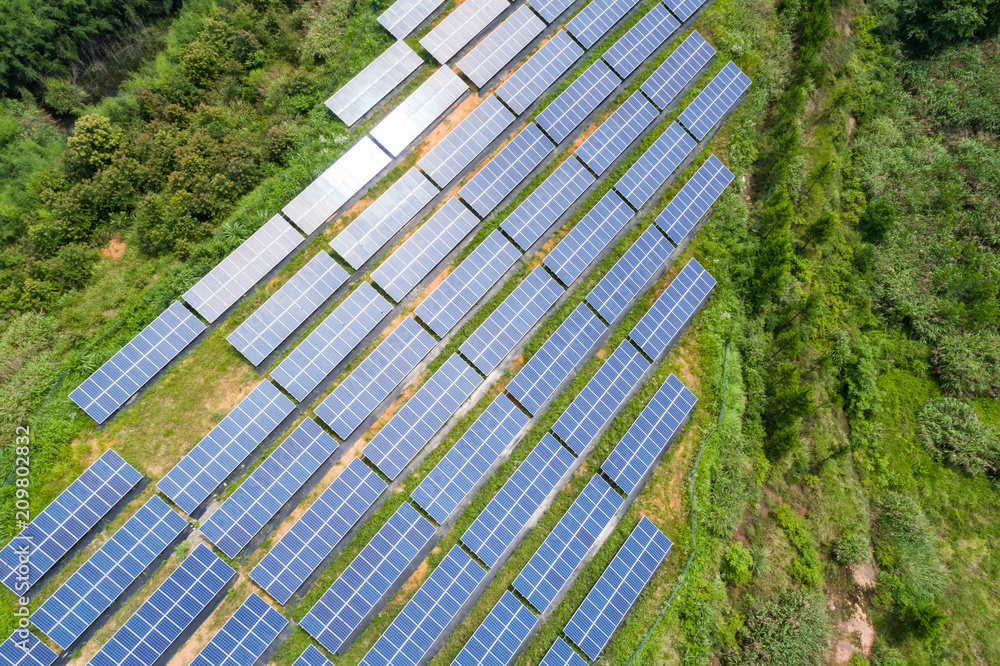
[200,418,338,558]
[250,458,386,605]
[314,317,436,438]
[271,282,392,401]
[566,0,642,49]
[325,42,424,125]
[537,60,621,144]
[563,517,672,660]
[0,632,57,666]
[330,167,439,270]
[496,30,583,115]
[411,394,529,524]
[500,156,595,251]
[415,230,521,337]
[371,67,469,157]
[70,301,205,424]
[460,266,563,374]
[0,450,142,593]
[603,4,679,78]
[678,61,751,140]
[420,0,511,63]
[458,5,546,88]
[513,475,623,612]
[157,380,295,514]
[529,0,575,22]
[538,637,588,666]
[371,198,480,303]
[615,122,695,208]
[655,154,734,244]
[300,502,436,654]
[461,432,575,567]
[452,591,539,666]
[663,0,702,22]
[189,593,288,666]
[292,645,334,666]
[577,91,659,176]
[543,189,633,287]
[551,340,649,455]
[460,123,554,217]
[378,0,446,39]
[88,544,236,666]
[418,96,515,188]
[641,31,715,110]
[629,258,715,359]
[359,545,487,666]
[586,225,672,323]
[363,355,482,480]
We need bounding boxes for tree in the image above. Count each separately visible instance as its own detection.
[764,363,815,459]
[897,0,999,51]
[858,198,895,243]
[65,115,121,179]
[752,191,795,312]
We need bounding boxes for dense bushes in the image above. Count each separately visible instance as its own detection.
[726,590,829,665]
[917,397,998,475]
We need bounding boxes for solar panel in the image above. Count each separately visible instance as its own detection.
[270,282,392,401]
[157,380,295,515]
[603,4,679,78]
[227,252,349,366]
[628,257,715,359]
[371,67,469,157]
[512,475,623,612]
[500,157,595,251]
[655,155,734,244]
[0,450,142,593]
[200,418,339,558]
[88,544,236,666]
[566,0,642,49]
[506,303,606,415]
[458,6,546,88]
[461,432,575,567]
[678,61,751,141]
[536,60,621,145]
[292,646,333,666]
[418,96,515,188]
[640,31,715,110]
[411,394,529,524]
[0,632,57,666]
[603,374,696,494]
[31,496,186,649]
[551,340,649,455]
[371,198,480,303]
[586,225,673,323]
[420,0,511,63]
[460,266,563,374]
[460,123,554,217]
[379,0,446,39]
[70,301,205,424]
[563,517,672,660]
[496,31,583,115]
[415,230,521,337]
[363,355,482,480]
[577,92,658,176]
[614,122,695,208]
[325,42,424,125]
[452,591,539,666]
[314,317,436,439]
[663,0,702,22]
[543,189,633,286]
[190,593,287,666]
[250,458,386,605]
[330,168,439,270]
[538,637,589,666]
[529,0,574,22]
[300,502,436,655]
[283,137,392,235]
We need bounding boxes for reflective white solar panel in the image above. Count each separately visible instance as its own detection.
[458,6,546,88]
[500,157,595,251]
[379,0,447,39]
[615,122,695,208]
[543,189,633,286]
[663,0,702,22]
[0,631,57,666]
[283,137,392,235]
[566,0,642,49]
[603,4,679,78]
[420,0,511,63]
[419,96,515,188]
[586,225,672,322]
[189,593,287,666]
[629,257,715,359]
[452,591,538,666]
[678,61,751,140]
[326,42,424,125]
[460,123,554,217]
[371,198,480,303]
[538,637,589,666]
[529,0,575,22]
[640,31,715,110]
[292,646,333,666]
[536,61,621,144]
[70,301,205,424]
[577,91,658,176]
[655,154,734,244]
[331,168,439,270]
[415,230,521,337]
[496,31,583,115]
[563,517,671,660]
[371,68,469,157]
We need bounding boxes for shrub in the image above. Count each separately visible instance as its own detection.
[65,115,122,179]
[723,543,754,585]
[858,199,895,243]
[43,78,88,115]
[727,590,828,665]
[834,528,872,565]
[917,397,998,475]
[932,332,1000,398]
[774,504,823,587]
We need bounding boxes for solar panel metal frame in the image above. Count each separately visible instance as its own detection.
[451,591,539,666]
[189,593,288,666]
[567,0,642,49]
[371,67,469,157]
[663,0,702,22]
[538,637,589,666]
[0,631,58,666]
[586,225,673,323]
[543,189,633,287]
[577,91,659,176]
[459,123,555,217]
[378,0,447,40]
[292,645,334,666]
[419,0,511,64]
[655,154,734,244]
[614,122,696,209]
[325,41,424,125]
[602,3,679,78]
[640,30,715,111]
[536,60,621,145]
[418,96,515,188]
[678,61,751,140]
[628,257,716,359]
[500,157,595,252]
[496,30,583,115]
[457,5,546,88]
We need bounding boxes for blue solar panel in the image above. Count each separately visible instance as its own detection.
[566,0,642,49]
[460,124,554,217]
[496,31,584,115]
[543,190,633,287]
[538,637,589,666]
[586,225,673,323]
[615,122,695,208]
[452,591,538,666]
[513,475,623,612]
[31,496,186,649]
[678,61,751,140]
[418,96,515,188]
[271,283,392,401]
[200,418,338,558]
[411,395,529,524]
[603,4,679,78]
[551,340,649,455]
[577,91,659,176]
[292,646,333,666]
[88,544,236,666]
[500,157,595,252]
[0,632,57,666]
[629,258,715,359]
[461,432,576,567]
[530,0,575,22]
[157,380,295,515]
[655,155,734,244]
[363,355,482,480]
[70,301,205,424]
[359,545,487,666]
[300,502,436,654]
[563,517,672,660]
[250,458,386,605]
[415,231,521,337]
[460,266,563,374]
[190,593,287,666]
[537,61,621,145]
[314,317,436,439]
[640,31,715,110]
[663,0,702,22]
[457,5,546,88]
[0,449,142,593]
[506,303,606,416]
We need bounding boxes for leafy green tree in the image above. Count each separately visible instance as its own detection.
[65,114,121,179]
[752,192,795,311]
[764,363,815,459]
[858,199,895,243]
[896,0,999,51]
